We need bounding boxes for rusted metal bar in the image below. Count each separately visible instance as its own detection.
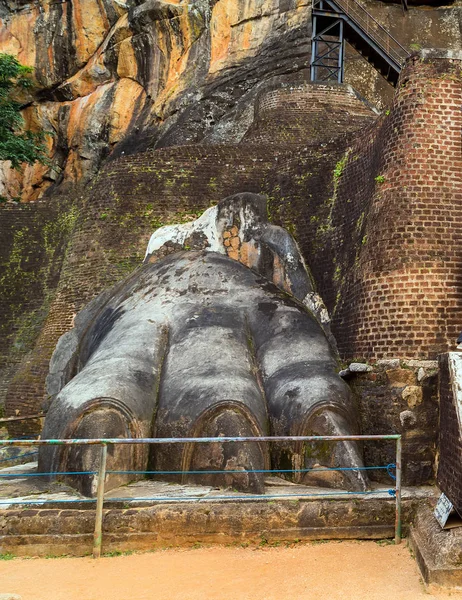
[0,414,44,423]
[2,434,402,446]
[394,436,402,544]
[92,444,107,559]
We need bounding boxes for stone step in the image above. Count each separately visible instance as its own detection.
[0,485,434,558]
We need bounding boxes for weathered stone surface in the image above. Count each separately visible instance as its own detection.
[406,360,438,369]
[0,0,312,199]
[409,503,462,589]
[399,410,417,429]
[402,386,423,409]
[386,369,416,387]
[348,363,372,373]
[349,360,438,486]
[144,192,332,337]
[376,359,400,369]
[39,194,367,497]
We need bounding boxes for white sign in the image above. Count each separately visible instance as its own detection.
[434,493,454,528]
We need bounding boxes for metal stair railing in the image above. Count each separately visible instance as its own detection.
[313,0,411,67]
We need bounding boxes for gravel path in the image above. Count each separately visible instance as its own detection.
[1,541,461,600]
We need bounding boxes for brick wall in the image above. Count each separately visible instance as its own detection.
[267,115,384,319]
[0,200,74,427]
[437,353,462,515]
[244,82,375,146]
[325,51,462,360]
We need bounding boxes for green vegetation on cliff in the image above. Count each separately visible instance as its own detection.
[0,54,47,174]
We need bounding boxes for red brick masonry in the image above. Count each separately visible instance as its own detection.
[330,51,462,360]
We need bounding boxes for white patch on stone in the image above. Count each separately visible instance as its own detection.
[285,252,297,267]
[145,206,222,258]
[400,410,417,428]
[91,475,98,497]
[376,359,400,369]
[348,363,372,373]
[0,461,37,475]
[303,292,330,325]
[0,491,82,511]
[406,360,438,369]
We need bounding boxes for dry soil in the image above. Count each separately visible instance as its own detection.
[1,541,461,600]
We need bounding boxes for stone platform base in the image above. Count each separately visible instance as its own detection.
[0,476,434,557]
[409,503,462,589]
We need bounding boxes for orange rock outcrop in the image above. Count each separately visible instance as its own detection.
[0,0,460,200]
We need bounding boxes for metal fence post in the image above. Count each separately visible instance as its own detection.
[93,443,107,558]
[394,436,402,544]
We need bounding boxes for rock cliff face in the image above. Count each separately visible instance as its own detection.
[0,0,312,199]
[0,0,460,200]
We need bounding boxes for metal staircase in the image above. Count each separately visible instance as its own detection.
[310,0,411,86]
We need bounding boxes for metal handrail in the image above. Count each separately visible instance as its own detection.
[2,434,402,558]
[313,0,410,66]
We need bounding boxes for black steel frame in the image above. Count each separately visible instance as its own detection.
[310,16,345,83]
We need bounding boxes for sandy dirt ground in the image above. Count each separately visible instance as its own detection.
[1,541,461,600]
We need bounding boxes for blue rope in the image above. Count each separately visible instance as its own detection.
[0,451,38,464]
[0,464,398,479]
[1,436,38,442]
[0,464,397,478]
[106,466,392,475]
[0,471,97,478]
[0,488,397,506]
[386,463,396,480]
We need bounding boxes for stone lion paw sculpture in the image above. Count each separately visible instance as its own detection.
[39,193,368,496]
